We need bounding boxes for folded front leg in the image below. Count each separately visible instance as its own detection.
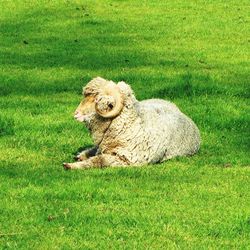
[63,154,128,170]
[75,146,98,161]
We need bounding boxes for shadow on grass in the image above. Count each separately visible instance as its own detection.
[124,73,249,100]
[0,116,15,136]
[72,144,94,157]
[1,6,248,99]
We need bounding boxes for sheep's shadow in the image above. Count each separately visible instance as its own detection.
[72,144,94,157]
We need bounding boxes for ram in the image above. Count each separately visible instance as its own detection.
[63,77,200,169]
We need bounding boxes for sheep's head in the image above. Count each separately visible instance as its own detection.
[74,77,126,122]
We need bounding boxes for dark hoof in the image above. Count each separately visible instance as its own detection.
[63,163,71,170]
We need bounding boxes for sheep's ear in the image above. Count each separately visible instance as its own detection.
[117,81,133,97]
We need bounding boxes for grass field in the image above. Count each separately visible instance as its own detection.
[0,0,249,249]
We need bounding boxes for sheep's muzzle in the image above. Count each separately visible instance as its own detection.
[74,95,95,122]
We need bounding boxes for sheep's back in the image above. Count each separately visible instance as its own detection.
[139,99,181,115]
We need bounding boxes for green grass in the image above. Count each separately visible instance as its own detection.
[0,0,249,249]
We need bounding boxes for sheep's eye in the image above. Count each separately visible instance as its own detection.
[84,93,90,97]
[108,103,114,109]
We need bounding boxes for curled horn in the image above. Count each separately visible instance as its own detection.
[95,82,124,118]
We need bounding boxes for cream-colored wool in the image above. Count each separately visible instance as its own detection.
[63,77,200,170]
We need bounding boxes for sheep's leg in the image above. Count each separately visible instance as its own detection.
[63,154,128,170]
[75,146,98,161]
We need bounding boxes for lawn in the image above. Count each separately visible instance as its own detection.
[0,0,249,249]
